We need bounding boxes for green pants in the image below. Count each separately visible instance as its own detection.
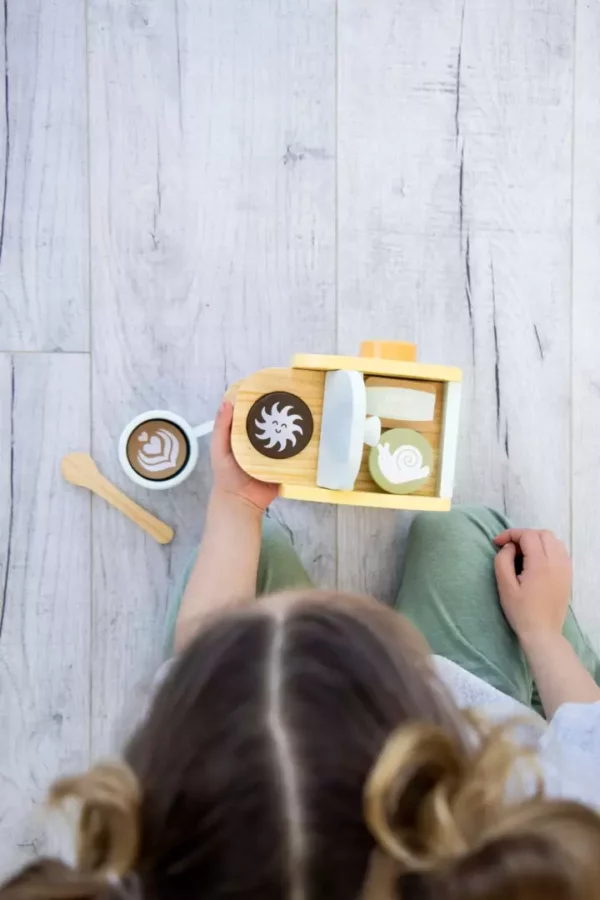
[397,507,600,708]
[166,507,600,709]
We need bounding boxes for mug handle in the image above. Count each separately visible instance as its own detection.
[192,420,215,438]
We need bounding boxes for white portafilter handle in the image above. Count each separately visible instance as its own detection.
[363,416,382,447]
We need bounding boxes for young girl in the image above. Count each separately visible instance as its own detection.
[3,400,600,900]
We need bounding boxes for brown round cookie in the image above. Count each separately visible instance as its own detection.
[126,419,191,482]
[247,392,313,459]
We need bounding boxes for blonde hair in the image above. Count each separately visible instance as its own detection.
[49,763,141,878]
[0,763,140,900]
[3,596,600,900]
[365,718,600,897]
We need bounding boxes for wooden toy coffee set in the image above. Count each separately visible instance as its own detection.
[231,341,462,512]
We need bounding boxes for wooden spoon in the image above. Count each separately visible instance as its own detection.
[61,452,174,545]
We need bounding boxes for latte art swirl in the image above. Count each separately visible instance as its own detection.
[137,428,180,472]
[126,419,191,482]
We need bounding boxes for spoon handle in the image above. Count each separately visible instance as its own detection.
[91,471,174,545]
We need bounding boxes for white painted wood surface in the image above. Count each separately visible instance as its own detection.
[0,0,89,351]
[337,0,467,599]
[0,354,91,876]
[454,0,573,545]
[2,0,600,879]
[572,0,600,641]
[337,0,574,601]
[87,0,336,755]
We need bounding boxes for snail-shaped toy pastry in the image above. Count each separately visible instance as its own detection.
[369,428,433,495]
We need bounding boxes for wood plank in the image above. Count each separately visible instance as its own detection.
[0,355,11,697]
[572,0,600,648]
[0,354,90,876]
[337,0,574,602]
[88,0,336,755]
[0,0,88,351]
[337,0,466,601]
[455,1,573,546]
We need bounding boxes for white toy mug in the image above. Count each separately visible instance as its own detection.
[119,410,214,490]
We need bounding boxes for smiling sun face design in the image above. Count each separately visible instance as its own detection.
[247,392,314,459]
[255,402,303,451]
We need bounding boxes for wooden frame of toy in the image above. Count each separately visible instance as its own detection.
[231,341,462,512]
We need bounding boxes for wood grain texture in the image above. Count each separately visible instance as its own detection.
[0,354,90,875]
[454,1,573,543]
[279,485,451,512]
[365,378,438,429]
[292,354,462,382]
[337,0,574,602]
[231,367,325,485]
[572,0,600,647]
[61,453,174,545]
[0,0,89,351]
[356,378,444,498]
[337,0,466,600]
[0,355,11,678]
[88,0,336,755]
[232,367,447,504]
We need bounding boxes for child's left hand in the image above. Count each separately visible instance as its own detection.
[493,528,572,642]
[211,400,278,512]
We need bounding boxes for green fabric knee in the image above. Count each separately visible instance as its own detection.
[396,506,600,707]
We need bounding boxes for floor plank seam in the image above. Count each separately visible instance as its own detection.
[0,356,14,640]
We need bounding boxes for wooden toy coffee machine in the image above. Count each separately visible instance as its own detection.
[231,341,462,512]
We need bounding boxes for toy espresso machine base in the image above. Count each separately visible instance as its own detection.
[231,341,462,512]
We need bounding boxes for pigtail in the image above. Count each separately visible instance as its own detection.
[49,762,141,878]
[0,763,141,900]
[364,720,600,899]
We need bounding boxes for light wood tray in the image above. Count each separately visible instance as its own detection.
[231,367,446,508]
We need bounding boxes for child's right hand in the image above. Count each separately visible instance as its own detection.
[210,399,278,512]
[493,528,572,643]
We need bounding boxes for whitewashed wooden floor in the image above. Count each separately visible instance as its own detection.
[1,0,599,873]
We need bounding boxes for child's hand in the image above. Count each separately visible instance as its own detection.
[493,528,572,642]
[210,400,278,512]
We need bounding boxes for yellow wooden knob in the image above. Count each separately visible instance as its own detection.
[360,341,417,362]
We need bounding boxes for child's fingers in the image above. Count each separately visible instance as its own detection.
[494,528,527,547]
[494,528,546,565]
[494,541,519,593]
[211,400,234,461]
[518,532,549,571]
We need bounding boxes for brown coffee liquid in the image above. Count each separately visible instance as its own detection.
[126,419,191,482]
